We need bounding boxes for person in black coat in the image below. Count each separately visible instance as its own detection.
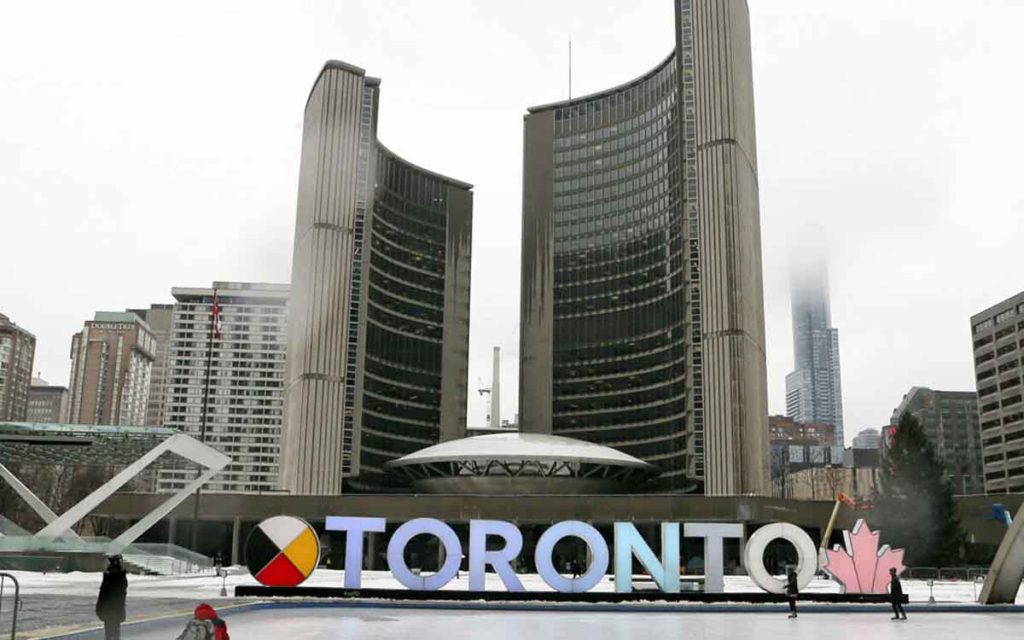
[96,556,128,640]
[889,567,907,620]
[785,567,799,618]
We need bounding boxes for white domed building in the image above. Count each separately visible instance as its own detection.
[385,432,660,494]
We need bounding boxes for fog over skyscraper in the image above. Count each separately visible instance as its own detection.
[786,261,845,443]
[519,0,769,495]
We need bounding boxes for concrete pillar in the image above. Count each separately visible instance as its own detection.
[168,517,177,546]
[365,531,379,571]
[230,517,242,566]
[737,528,748,576]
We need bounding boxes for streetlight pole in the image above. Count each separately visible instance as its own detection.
[190,290,218,552]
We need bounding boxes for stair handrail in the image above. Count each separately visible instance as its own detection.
[0,572,20,640]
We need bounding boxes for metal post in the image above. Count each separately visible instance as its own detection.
[191,292,217,552]
[818,498,843,569]
[230,516,241,566]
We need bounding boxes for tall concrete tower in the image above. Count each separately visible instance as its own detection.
[519,0,769,495]
[280,61,473,494]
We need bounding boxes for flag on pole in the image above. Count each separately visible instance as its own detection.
[212,290,222,340]
[836,492,856,507]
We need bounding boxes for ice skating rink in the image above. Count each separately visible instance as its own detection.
[122,607,1024,640]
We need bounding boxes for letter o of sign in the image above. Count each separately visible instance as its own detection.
[534,520,609,593]
[386,518,463,590]
[744,522,817,594]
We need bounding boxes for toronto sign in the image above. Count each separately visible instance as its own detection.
[246,515,906,595]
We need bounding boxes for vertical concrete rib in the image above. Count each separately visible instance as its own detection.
[691,0,768,495]
[281,62,366,495]
[518,111,555,435]
[440,185,473,442]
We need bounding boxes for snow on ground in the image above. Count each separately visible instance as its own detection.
[2,569,1014,604]
[99,607,1024,640]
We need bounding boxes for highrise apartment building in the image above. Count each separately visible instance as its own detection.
[0,313,36,421]
[281,61,473,494]
[67,312,155,426]
[518,0,768,494]
[27,377,68,423]
[891,387,983,495]
[971,291,1024,493]
[786,264,844,443]
[129,304,174,427]
[159,282,288,494]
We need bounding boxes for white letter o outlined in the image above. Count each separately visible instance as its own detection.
[744,522,817,594]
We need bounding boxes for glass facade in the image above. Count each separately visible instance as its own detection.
[543,55,694,487]
[356,147,454,487]
[522,0,770,496]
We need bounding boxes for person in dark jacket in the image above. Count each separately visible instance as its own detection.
[785,567,799,618]
[95,555,128,640]
[889,567,907,620]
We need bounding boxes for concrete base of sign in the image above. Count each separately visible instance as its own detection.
[234,585,906,604]
[979,501,1024,604]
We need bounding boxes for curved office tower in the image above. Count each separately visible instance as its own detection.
[519,0,768,494]
[281,61,472,494]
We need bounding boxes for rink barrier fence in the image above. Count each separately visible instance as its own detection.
[37,597,1024,639]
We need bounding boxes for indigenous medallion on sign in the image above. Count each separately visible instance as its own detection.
[245,516,320,587]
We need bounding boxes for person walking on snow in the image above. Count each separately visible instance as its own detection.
[176,603,230,640]
[889,567,907,620]
[95,555,127,640]
[785,567,799,618]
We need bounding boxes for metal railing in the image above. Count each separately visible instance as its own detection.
[123,543,214,575]
[906,566,990,581]
[0,573,20,640]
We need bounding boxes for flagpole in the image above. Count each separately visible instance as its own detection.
[819,494,847,569]
[190,289,218,553]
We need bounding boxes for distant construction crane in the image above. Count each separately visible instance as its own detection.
[477,346,501,428]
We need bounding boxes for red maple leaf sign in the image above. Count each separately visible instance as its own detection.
[823,519,907,594]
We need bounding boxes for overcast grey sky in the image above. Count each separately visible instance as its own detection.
[2,1,1023,444]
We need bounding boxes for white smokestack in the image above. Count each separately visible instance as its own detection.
[491,346,501,428]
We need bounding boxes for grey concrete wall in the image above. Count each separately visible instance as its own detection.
[439,184,473,442]
[518,110,555,435]
[281,62,367,495]
[686,0,769,495]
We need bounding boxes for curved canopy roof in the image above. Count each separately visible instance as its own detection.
[387,432,657,471]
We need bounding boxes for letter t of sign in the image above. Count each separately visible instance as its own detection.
[325,516,387,589]
[683,522,743,593]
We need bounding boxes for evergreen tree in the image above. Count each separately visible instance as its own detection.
[873,412,965,566]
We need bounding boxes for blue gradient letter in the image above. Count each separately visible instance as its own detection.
[468,520,525,592]
[614,522,680,593]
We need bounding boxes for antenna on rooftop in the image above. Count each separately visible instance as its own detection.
[569,39,573,100]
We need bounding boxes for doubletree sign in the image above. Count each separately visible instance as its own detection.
[246,515,905,594]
